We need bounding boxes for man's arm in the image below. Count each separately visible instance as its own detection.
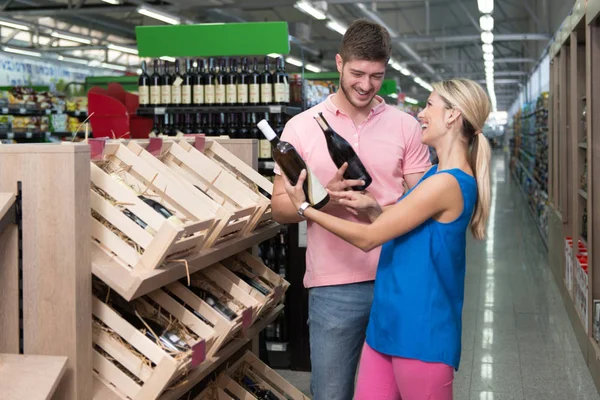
[404,171,426,189]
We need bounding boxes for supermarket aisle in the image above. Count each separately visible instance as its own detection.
[278,151,600,399]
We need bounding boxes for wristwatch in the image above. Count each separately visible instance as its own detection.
[297,202,311,217]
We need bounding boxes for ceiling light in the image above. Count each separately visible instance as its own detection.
[405,96,419,105]
[391,62,402,71]
[267,53,281,59]
[3,46,41,57]
[101,62,127,71]
[294,1,327,20]
[400,67,411,76]
[159,56,176,62]
[477,0,494,14]
[138,7,180,25]
[326,20,347,36]
[101,0,120,4]
[51,31,92,44]
[481,31,494,44]
[58,55,90,65]
[107,44,138,55]
[286,57,303,67]
[482,44,493,54]
[479,15,494,31]
[305,64,322,72]
[136,68,143,74]
[389,93,398,99]
[0,19,30,31]
[88,60,101,67]
[484,53,494,62]
[485,61,494,68]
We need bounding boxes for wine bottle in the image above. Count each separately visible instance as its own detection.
[226,58,238,106]
[215,58,226,106]
[260,57,273,105]
[122,208,157,235]
[171,59,183,106]
[265,238,277,272]
[205,58,216,106]
[248,113,260,140]
[249,57,261,105]
[240,376,279,400]
[234,271,270,296]
[273,113,284,137]
[314,112,372,191]
[150,59,161,106]
[238,112,249,139]
[238,57,249,105]
[227,113,238,138]
[186,284,238,321]
[273,57,287,105]
[259,112,272,161]
[138,195,184,227]
[182,59,193,105]
[193,59,205,106]
[281,57,290,104]
[257,119,329,209]
[161,60,172,106]
[205,114,215,136]
[138,60,150,106]
[276,231,287,277]
[216,113,227,136]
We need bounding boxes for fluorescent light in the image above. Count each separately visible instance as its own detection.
[391,62,402,71]
[294,1,327,20]
[400,67,411,76]
[484,53,494,62]
[388,93,398,99]
[485,60,494,68]
[305,63,322,72]
[58,55,90,65]
[136,68,143,75]
[101,62,127,71]
[477,0,494,14]
[88,60,101,67]
[286,57,303,67]
[479,15,494,31]
[160,56,176,62]
[414,77,433,92]
[108,44,138,55]
[267,53,281,59]
[326,20,347,35]
[3,46,41,57]
[138,7,180,25]
[51,31,92,44]
[101,0,120,4]
[482,44,493,54]
[405,96,419,104]
[481,31,494,44]
[0,20,30,31]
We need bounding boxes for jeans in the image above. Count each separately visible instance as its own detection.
[309,281,375,400]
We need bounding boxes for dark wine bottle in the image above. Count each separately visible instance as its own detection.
[314,112,372,191]
[237,57,249,105]
[249,57,261,105]
[183,114,193,134]
[186,284,238,321]
[273,113,284,137]
[276,232,287,277]
[273,57,287,105]
[150,59,161,106]
[205,114,215,136]
[226,58,238,106]
[193,59,205,106]
[260,57,273,105]
[122,209,157,235]
[171,59,183,106]
[227,113,238,138]
[181,59,193,105]
[248,113,260,140]
[238,112,249,139]
[161,60,172,106]
[215,58,226,106]
[240,376,279,400]
[234,271,270,296]
[138,60,150,106]
[205,58,216,106]
[257,119,329,209]
[139,195,184,227]
[216,113,227,136]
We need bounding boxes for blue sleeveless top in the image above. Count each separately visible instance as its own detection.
[366,165,477,370]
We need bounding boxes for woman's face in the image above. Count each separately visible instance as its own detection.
[417,91,452,146]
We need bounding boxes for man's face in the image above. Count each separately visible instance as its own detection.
[336,54,387,110]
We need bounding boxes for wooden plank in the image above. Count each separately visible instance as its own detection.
[0,225,19,353]
[0,192,15,223]
[0,354,68,400]
[93,350,141,400]
[92,217,140,269]
[242,352,309,400]
[93,330,154,382]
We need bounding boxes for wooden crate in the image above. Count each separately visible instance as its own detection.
[227,351,310,400]
[92,285,218,400]
[194,375,257,400]
[125,140,250,244]
[216,251,289,318]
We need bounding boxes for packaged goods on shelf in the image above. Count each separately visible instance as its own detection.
[66,96,88,113]
[304,79,338,108]
[594,300,600,343]
[566,237,574,294]
[50,113,68,132]
[575,254,589,332]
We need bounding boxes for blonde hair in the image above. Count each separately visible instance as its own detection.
[432,78,492,240]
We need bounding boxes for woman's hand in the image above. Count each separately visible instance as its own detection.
[281,169,308,210]
[327,190,383,220]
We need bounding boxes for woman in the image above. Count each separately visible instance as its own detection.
[282,78,492,400]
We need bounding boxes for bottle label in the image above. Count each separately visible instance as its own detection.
[249,84,260,104]
[150,86,161,105]
[171,85,182,104]
[215,84,225,104]
[226,84,237,104]
[261,83,273,104]
[305,167,329,207]
[161,85,171,105]
[205,85,215,104]
[139,86,149,105]
[237,84,248,104]
[194,85,204,104]
[274,83,286,103]
[182,85,192,104]
[259,139,272,159]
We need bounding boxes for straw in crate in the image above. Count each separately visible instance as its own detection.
[194,374,252,400]
[91,279,216,400]
[125,139,252,244]
[89,140,217,272]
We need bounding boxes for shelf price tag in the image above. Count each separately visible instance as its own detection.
[194,134,206,153]
[147,137,163,156]
[190,340,206,368]
[25,132,32,139]
[19,108,26,114]
[7,132,13,140]
[45,109,52,115]
[2,108,8,114]
[154,107,166,115]
[269,105,282,114]
[89,138,107,161]
[273,285,283,303]
[242,307,253,330]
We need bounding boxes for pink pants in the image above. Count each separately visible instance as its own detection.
[354,343,454,400]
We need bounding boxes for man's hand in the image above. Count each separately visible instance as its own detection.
[326,162,366,202]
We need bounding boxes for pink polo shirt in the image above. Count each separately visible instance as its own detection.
[274,95,431,288]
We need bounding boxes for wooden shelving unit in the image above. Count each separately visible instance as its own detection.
[547,0,600,392]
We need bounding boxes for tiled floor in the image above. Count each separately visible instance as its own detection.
[276,152,600,399]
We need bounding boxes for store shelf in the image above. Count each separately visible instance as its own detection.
[0,131,82,140]
[137,105,302,116]
[512,169,548,249]
[92,221,282,301]
[580,189,588,200]
[0,107,87,117]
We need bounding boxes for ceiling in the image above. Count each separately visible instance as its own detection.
[0,0,575,110]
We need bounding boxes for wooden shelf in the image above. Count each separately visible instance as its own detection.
[93,221,281,301]
[0,354,68,400]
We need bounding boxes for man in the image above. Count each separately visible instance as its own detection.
[271,19,431,400]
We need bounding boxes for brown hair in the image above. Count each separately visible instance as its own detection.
[432,78,492,240]
[339,19,392,63]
